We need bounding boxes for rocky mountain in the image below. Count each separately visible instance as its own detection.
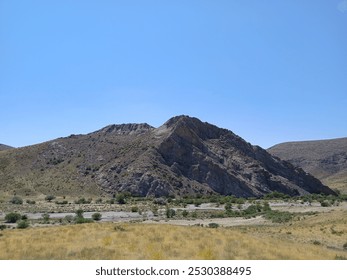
[268,137,347,193]
[0,116,335,198]
[0,144,13,151]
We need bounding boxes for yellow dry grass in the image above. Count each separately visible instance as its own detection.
[1,210,346,260]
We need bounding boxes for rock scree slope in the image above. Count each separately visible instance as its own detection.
[0,116,335,197]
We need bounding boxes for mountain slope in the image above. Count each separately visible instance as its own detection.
[268,138,347,193]
[0,144,13,151]
[0,116,335,198]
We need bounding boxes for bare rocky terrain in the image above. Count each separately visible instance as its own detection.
[0,115,335,198]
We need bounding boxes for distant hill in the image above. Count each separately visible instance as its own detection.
[0,144,13,151]
[268,137,347,193]
[0,116,335,198]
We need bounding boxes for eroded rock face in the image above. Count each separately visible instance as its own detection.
[155,116,335,197]
[0,116,336,197]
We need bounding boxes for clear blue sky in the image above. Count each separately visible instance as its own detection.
[1,0,346,148]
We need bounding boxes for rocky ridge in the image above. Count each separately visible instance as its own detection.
[0,144,13,151]
[0,116,335,197]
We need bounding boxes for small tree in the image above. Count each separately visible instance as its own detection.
[75,209,84,219]
[208,223,220,228]
[116,193,126,204]
[5,212,22,223]
[45,195,55,202]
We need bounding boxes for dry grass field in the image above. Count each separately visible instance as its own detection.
[0,209,346,260]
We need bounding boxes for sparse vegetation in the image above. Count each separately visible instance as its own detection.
[10,196,23,205]
[74,197,92,204]
[0,220,346,260]
[264,210,294,223]
[0,187,346,260]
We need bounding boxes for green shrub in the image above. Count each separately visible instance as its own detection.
[17,220,29,229]
[10,196,23,205]
[166,208,176,218]
[75,209,84,218]
[224,202,232,212]
[55,200,68,205]
[343,242,347,250]
[74,209,93,223]
[182,210,189,218]
[74,197,92,204]
[131,206,139,213]
[92,212,102,221]
[208,223,220,228]
[42,213,50,223]
[64,215,74,223]
[264,191,290,200]
[75,217,93,224]
[5,212,22,223]
[45,195,55,202]
[116,193,126,204]
[107,199,115,204]
[320,200,331,207]
[264,210,293,223]
[243,204,262,216]
[0,225,7,231]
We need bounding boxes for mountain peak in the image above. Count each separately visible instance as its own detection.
[164,115,200,127]
[99,123,154,135]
